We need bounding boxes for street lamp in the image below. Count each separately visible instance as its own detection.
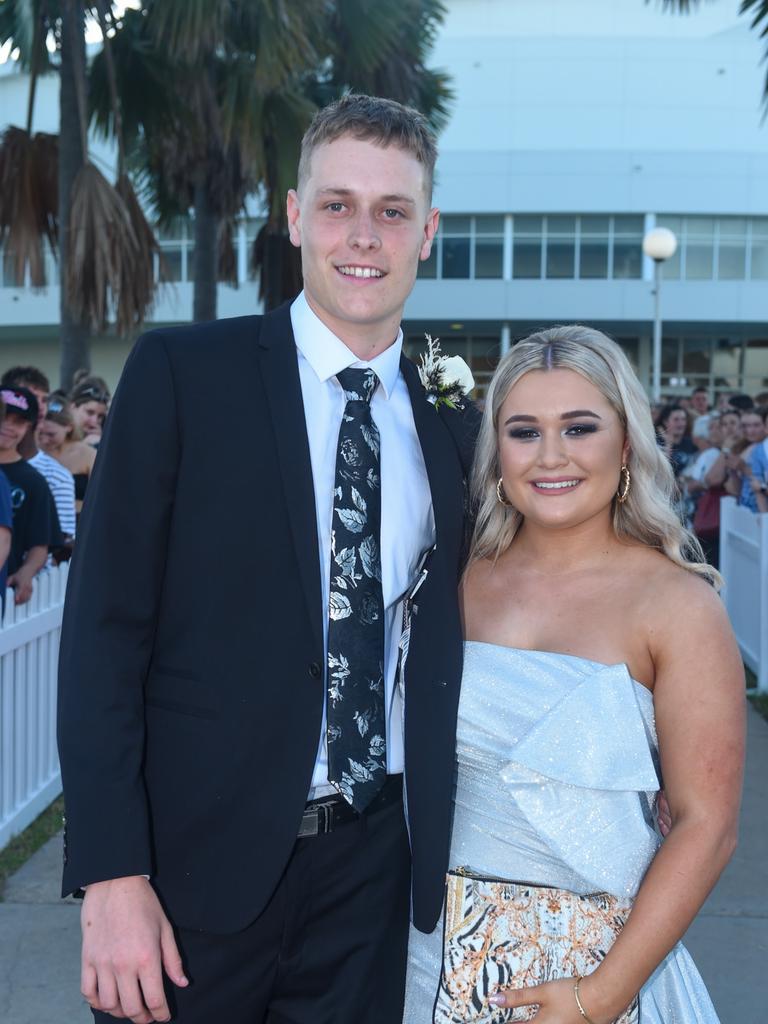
[642,227,678,403]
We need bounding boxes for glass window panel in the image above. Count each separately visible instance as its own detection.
[514,215,543,234]
[547,215,576,234]
[751,234,768,279]
[159,245,183,282]
[581,215,610,234]
[442,237,470,278]
[743,339,768,393]
[613,215,644,235]
[469,336,502,373]
[417,246,437,279]
[579,241,609,278]
[474,215,504,234]
[718,217,747,239]
[513,240,542,278]
[661,247,681,280]
[711,339,741,389]
[2,250,24,287]
[612,240,642,279]
[718,241,746,280]
[685,243,713,280]
[474,239,503,278]
[682,338,712,375]
[546,239,575,278]
[657,215,682,235]
[686,217,715,238]
[441,215,471,234]
[662,338,679,375]
[244,217,264,243]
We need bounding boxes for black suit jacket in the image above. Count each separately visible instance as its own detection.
[57,302,478,934]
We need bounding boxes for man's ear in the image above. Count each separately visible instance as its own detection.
[419,207,440,262]
[286,190,301,249]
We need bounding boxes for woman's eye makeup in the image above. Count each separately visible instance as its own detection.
[506,422,599,440]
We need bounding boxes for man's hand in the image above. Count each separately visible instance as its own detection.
[7,569,34,605]
[81,876,188,1023]
[657,790,672,837]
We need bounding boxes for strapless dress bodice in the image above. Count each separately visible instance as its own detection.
[403,642,720,1024]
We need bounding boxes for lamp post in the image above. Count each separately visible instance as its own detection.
[642,227,678,403]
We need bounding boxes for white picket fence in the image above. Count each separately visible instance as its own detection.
[720,498,768,694]
[0,563,68,850]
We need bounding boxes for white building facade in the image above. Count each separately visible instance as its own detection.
[1,0,767,395]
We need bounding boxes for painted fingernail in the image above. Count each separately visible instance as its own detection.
[488,994,505,1006]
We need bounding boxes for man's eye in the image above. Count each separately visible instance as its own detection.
[383,208,403,219]
[326,202,345,213]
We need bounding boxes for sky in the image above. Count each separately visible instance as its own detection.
[0,1,142,64]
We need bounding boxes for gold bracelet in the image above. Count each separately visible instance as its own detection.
[573,976,598,1024]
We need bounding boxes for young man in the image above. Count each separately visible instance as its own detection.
[58,95,478,1024]
[0,387,56,603]
[1,366,77,547]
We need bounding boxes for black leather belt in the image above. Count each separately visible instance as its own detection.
[298,774,403,838]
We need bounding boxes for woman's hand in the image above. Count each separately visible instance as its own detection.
[488,976,615,1023]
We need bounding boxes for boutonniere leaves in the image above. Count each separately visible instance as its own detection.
[417,334,475,410]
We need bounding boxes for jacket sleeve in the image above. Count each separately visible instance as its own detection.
[57,330,180,895]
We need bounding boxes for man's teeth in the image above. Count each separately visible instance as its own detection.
[338,266,383,278]
[535,480,580,489]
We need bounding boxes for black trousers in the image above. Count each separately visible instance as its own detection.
[95,796,411,1024]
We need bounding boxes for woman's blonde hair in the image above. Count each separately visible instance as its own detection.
[470,325,720,587]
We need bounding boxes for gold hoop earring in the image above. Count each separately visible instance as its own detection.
[617,464,631,504]
[496,477,512,506]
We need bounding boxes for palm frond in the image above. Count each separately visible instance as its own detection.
[66,162,138,332]
[113,172,160,332]
[0,126,58,287]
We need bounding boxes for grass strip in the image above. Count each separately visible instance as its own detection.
[0,795,64,900]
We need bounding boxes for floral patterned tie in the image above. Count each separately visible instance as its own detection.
[326,367,386,811]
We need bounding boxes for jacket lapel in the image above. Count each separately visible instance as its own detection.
[256,303,324,653]
[400,354,461,545]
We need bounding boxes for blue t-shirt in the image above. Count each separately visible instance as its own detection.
[751,440,768,505]
[0,472,13,597]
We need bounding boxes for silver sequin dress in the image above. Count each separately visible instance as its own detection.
[403,642,720,1023]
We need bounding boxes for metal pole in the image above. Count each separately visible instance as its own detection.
[501,323,511,357]
[652,259,662,403]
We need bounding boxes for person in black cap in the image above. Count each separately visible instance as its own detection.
[0,386,58,604]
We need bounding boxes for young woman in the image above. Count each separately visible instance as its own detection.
[69,376,110,447]
[37,396,96,516]
[404,326,744,1024]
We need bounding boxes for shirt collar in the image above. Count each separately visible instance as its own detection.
[290,291,402,400]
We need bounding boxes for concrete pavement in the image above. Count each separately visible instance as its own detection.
[1,705,766,1024]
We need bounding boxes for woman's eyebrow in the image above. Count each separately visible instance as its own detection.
[503,410,602,426]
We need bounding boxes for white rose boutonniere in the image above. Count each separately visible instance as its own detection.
[417,334,475,410]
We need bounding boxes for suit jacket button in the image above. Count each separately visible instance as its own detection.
[309,661,322,679]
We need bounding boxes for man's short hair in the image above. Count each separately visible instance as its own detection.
[728,393,754,412]
[1,365,50,393]
[297,94,438,201]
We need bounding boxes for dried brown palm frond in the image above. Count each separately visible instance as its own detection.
[114,172,162,332]
[0,126,58,287]
[66,162,138,332]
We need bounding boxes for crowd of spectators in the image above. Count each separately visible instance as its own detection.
[653,387,768,568]
[0,365,110,608]
[0,358,762,605]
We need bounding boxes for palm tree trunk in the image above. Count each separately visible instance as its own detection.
[59,0,90,389]
[192,180,218,323]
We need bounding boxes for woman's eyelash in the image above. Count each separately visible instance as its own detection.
[507,423,598,439]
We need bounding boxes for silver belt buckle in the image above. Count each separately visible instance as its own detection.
[298,799,337,838]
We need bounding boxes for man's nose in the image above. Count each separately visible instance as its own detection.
[348,211,381,250]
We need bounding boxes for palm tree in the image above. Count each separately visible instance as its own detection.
[90,0,323,323]
[252,0,454,310]
[656,1,768,108]
[0,0,161,386]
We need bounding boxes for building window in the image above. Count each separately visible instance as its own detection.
[656,215,766,282]
[418,215,505,280]
[510,214,642,281]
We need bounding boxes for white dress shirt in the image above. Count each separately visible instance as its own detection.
[290,292,436,798]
